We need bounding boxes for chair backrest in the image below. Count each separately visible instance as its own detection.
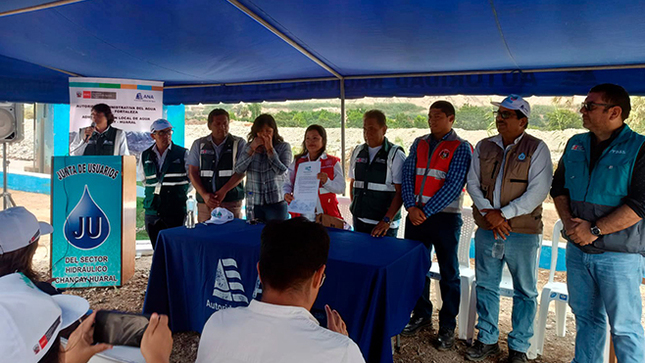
[548,219,564,284]
[458,207,476,269]
[337,196,353,226]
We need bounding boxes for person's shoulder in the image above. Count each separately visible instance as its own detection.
[202,306,249,333]
[229,134,246,143]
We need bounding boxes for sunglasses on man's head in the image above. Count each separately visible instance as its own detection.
[581,102,615,112]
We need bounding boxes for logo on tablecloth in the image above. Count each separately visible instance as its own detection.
[212,258,248,304]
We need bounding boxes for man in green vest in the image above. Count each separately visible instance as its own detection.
[466,95,552,362]
[187,109,246,222]
[137,119,190,249]
[551,84,645,363]
[349,110,406,237]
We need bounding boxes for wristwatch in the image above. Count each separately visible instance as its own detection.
[590,224,603,236]
[383,216,391,225]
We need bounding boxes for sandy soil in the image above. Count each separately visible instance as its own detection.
[11,187,645,363]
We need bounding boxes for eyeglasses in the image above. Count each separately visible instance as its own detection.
[581,102,616,112]
[493,110,516,120]
[154,130,174,136]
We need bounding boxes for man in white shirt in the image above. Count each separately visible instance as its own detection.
[465,95,552,363]
[349,110,406,237]
[196,218,365,363]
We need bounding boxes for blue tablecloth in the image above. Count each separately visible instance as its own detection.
[143,219,429,363]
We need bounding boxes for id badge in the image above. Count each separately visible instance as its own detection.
[154,184,162,195]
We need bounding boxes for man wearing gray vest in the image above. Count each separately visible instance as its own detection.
[551,84,645,363]
[349,110,406,237]
[466,95,552,362]
[187,109,246,221]
[137,119,190,249]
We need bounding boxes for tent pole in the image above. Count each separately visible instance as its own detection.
[0,0,86,18]
[340,78,346,196]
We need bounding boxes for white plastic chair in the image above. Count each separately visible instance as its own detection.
[428,207,476,340]
[466,233,544,356]
[529,219,569,357]
[337,196,353,226]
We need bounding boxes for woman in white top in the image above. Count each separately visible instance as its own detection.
[284,125,345,221]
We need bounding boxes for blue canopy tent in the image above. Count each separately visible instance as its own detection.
[3,0,645,168]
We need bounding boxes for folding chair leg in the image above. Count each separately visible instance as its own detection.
[534,288,552,356]
[433,279,443,310]
[458,275,473,340]
[395,334,400,352]
[466,282,478,344]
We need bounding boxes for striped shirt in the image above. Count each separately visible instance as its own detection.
[235,142,292,209]
[402,130,472,217]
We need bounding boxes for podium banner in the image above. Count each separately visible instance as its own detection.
[51,156,125,287]
[68,77,163,155]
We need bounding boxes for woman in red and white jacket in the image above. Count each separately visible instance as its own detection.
[284,124,345,221]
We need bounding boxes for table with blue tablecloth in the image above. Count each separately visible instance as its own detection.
[143,219,429,363]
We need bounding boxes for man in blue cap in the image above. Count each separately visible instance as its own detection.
[137,119,190,248]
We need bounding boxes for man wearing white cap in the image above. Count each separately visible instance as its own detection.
[0,272,173,363]
[0,207,54,289]
[466,95,552,362]
[137,119,190,248]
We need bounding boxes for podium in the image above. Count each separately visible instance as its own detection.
[51,156,136,288]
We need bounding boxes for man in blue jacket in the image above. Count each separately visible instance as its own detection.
[551,83,645,363]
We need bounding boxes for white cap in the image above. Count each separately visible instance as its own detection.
[205,207,234,225]
[150,119,173,133]
[491,94,531,119]
[0,207,53,255]
[0,273,89,363]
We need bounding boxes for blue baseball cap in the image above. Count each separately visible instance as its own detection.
[150,119,173,133]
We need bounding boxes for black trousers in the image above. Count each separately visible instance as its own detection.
[144,214,185,249]
[405,212,462,330]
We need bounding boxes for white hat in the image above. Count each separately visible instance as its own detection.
[205,207,234,225]
[491,94,531,119]
[0,206,53,255]
[150,119,173,133]
[0,273,89,363]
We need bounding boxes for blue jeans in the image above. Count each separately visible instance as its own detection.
[474,229,539,353]
[405,212,462,330]
[566,243,645,363]
[254,201,288,222]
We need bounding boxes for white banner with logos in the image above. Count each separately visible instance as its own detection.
[68,77,164,155]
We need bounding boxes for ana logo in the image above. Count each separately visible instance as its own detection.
[439,149,450,159]
[213,258,248,303]
[63,185,110,249]
[572,144,584,151]
[135,93,154,100]
[304,166,312,172]
[518,152,526,161]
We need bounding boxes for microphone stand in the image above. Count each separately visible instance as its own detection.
[1,142,16,210]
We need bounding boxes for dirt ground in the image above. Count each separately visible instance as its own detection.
[11,189,645,363]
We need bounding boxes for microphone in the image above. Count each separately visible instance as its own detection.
[84,122,97,143]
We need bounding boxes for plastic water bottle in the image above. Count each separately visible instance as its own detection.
[185,195,196,229]
[246,192,256,224]
[491,236,504,259]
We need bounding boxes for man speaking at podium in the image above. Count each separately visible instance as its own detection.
[137,119,190,248]
[70,103,130,156]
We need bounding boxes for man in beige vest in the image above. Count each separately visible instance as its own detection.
[465,95,552,363]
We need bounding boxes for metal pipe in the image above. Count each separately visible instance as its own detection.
[340,79,346,196]
[226,0,342,79]
[0,0,86,18]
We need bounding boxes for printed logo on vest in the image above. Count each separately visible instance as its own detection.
[609,149,626,154]
[356,157,368,164]
[212,258,249,304]
[518,152,526,161]
[571,144,584,151]
[439,149,450,159]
